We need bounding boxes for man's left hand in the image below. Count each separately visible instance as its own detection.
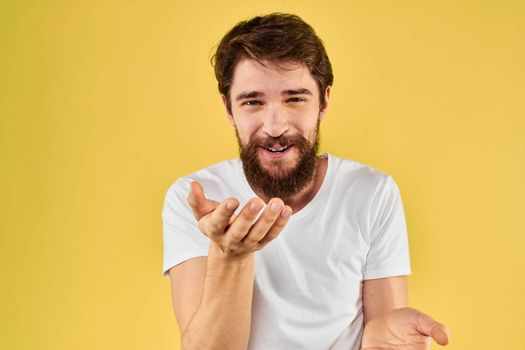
[361,307,450,350]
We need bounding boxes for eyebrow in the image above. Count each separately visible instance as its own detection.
[235,88,313,101]
[235,91,262,101]
[284,88,313,96]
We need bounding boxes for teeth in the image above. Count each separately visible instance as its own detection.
[265,146,289,153]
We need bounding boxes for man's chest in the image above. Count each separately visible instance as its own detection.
[253,213,369,307]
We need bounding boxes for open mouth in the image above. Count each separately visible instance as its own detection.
[259,145,294,160]
[263,145,291,153]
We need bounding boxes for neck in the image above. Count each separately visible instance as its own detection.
[250,155,328,215]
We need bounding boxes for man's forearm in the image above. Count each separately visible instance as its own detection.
[181,242,255,350]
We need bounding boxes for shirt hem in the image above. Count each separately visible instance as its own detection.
[162,250,209,278]
[363,268,412,280]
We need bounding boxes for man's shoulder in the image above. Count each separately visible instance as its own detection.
[328,152,391,186]
[166,157,243,197]
[188,157,242,179]
[326,153,401,211]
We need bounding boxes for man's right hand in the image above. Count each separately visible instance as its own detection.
[187,181,292,257]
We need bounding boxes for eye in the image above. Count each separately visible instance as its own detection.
[287,97,306,103]
[241,100,262,106]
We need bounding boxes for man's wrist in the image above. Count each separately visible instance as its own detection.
[208,240,254,264]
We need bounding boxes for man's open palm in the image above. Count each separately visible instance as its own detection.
[187,181,292,257]
[362,307,450,350]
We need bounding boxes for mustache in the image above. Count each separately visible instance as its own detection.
[248,134,306,148]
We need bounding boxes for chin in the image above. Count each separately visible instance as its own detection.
[258,155,298,175]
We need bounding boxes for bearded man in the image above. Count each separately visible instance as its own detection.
[162,13,450,350]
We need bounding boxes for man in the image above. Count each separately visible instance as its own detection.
[163,13,450,350]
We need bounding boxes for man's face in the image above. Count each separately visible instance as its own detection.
[223,58,330,199]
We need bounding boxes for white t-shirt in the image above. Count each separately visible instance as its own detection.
[162,152,411,350]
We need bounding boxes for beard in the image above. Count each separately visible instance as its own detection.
[236,120,320,199]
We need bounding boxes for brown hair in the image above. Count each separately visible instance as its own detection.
[211,13,334,114]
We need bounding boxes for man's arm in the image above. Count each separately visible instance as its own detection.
[168,256,206,336]
[168,181,291,350]
[361,276,450,349]
[363,275,408,325]
[170,242,256,350]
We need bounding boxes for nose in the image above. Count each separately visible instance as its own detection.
[261,104,289,137]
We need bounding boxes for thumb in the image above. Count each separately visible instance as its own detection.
[433,324,451,346]
[187,181,217,220]
[415,310,450,346]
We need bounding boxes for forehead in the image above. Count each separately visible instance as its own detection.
[230,58,318,94]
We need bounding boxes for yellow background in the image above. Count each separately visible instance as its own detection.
[1,1,524,349]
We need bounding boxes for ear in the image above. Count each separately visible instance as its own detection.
[319,85,331,121]
[221,94,236,126]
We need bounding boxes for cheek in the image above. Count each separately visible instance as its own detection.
[234,120,259,144]
[233,113,261,134]
[294,119,318,136]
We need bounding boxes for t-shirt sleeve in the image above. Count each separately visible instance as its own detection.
[363,175,412,280]
[162,178,210,278]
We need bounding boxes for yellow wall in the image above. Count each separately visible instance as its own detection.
[1,1,523,349]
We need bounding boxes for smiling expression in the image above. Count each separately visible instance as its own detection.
[222,58,330,198]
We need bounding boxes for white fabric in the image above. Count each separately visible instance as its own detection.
[162,152,411,350]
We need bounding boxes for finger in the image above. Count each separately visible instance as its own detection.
[435,324,451,346]
[224,197,265,243]
[416,310,450,346]
[243,198,285,243]
[204,197,240,236]
[243,199,287,243]
[257,204,292,246]
[187,181,218,220]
